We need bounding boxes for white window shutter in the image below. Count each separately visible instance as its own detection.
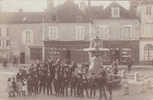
[48,26,51,40]
[75,26,78,40]
[4,27,7,37]
[55,27,58,40]
[82,27,85,40]
[31,31,34,43]
[22,31,26,44]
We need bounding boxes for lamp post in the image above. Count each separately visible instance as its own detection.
[42,14,46,62]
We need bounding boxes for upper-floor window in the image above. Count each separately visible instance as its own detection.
[97,25,110,40]
[22,29,33,44]
[26,31,31,43]
[146,6,152,16]
[6,40,10,47]
[0,28,1,37]
[121,25,132,40]
[0,40,10,48]
[0,27,9,37]
[144,23,153,37]
[48,26,58,40]
[6,28,9,36]
[75,26,85,40]
[112,7,120,18]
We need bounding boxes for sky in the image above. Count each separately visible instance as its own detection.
[1,0,47,12]
[1,0,129,12]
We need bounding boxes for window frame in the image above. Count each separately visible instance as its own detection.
[48,26,58,40]
[146,6,152,16]
[144,44,153,61]
[112,7,120,18]
[75,25,86,41]
[22,29,34,44]
[6,27,9,36]
[120,25,133,40]
[97,25,110,40]
[6,40,10,47]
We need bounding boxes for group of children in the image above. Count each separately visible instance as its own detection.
[7,77,27,97]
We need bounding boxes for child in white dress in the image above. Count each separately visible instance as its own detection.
[22,79,27,96]
[7,78,13,97]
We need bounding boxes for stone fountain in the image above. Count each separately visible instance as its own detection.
[83,36,109,78]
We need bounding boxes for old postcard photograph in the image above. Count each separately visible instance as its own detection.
[0,0,152,100]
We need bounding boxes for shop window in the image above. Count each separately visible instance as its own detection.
[144,44,153,61]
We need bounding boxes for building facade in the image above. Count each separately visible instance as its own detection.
[0,0,152,64]
[137,0,153,63]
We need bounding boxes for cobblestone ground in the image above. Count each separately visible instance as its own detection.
[0,66,152,100]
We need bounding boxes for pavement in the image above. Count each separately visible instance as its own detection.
[0,65,152,100]
[117,65,153,70]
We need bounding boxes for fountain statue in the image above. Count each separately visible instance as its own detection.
[83,36,109,78]
[89,36,103,49]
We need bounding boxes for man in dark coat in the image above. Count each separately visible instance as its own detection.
[46,72,53,95]
[127,58,133,72]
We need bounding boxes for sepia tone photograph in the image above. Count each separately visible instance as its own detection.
[0,0,153,100]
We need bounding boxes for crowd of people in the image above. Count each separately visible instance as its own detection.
[7,58,120,100]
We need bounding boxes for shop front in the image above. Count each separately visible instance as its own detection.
[44,41,89,64]
[44,40,139,64]
[103,40,139,64]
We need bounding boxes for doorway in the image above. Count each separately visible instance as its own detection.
[20,52,25,64]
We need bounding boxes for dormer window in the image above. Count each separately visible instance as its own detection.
[112,7,120,18]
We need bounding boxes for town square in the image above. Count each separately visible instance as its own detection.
[0,0,153,100]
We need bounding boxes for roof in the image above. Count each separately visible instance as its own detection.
[54,0,90,23]
[0,12,54,24]
[92,2,138,20]
[0,1,139,24]
[141,0,153,4]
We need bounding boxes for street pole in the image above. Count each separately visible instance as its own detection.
[42,14,45,62]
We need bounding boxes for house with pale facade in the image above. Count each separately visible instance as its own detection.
[137,0,153,63]
[0,12,48,63]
